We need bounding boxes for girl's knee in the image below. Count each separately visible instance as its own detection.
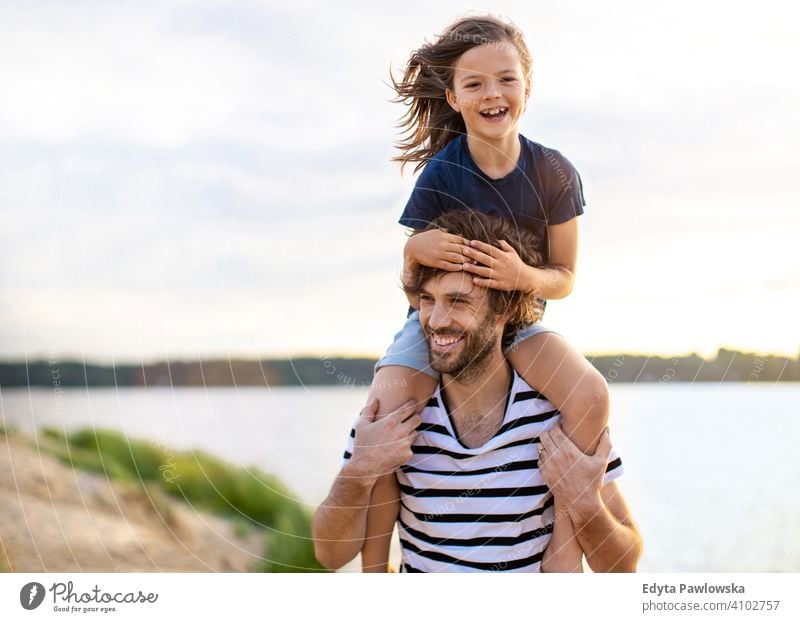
[583,369,609,409]
[369,366,436,416]
[566,368,609,424]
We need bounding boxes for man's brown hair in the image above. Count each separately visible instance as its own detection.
[403,210,544,344]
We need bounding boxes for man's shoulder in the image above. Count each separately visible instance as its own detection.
[509,369,548,401]
[507,370,559,415]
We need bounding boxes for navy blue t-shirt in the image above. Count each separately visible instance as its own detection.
[399,134,585,259]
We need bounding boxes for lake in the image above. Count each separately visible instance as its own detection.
[2,382,799,572]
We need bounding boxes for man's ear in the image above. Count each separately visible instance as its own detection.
[490,300,513,333]
[445,87,459,113]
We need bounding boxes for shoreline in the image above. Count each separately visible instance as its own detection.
[0,426,321,572]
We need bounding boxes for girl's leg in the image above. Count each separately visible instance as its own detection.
[358,311,438,571]
[541,498,583,573]
[360,366,437,572]
[508,331,609,454]
[361,472,400,572]
[508,331,609,573]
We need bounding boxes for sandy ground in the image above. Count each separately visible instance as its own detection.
[0,431,265,572]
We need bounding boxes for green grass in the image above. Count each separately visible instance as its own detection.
[40,426,327,572]
[0,540,11,572]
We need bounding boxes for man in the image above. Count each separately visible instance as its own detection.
[312,211,642,572]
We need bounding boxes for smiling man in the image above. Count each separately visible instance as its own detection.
[312,210,642,572]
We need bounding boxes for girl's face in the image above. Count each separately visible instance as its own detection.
[445,40,531,143]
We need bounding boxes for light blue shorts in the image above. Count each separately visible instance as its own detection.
[375,311,558,380]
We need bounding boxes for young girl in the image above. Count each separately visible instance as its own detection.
[363,14,609,572]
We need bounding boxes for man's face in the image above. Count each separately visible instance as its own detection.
[417,271,505,381]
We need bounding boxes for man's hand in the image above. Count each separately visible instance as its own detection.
[462,239,541,294]
[537,425,612,513]
[537,425,642,572]
[347,397,422,480]
[312,398,421,570]
[404,229,469,274]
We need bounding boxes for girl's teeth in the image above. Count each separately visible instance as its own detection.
[482,107,507,118]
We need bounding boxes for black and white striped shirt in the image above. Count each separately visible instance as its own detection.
[342,370,624,572]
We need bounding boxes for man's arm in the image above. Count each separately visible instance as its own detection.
[311,398,420,570]
[569,480,642,573]
[311,464,379,569]
[539,425,643,573]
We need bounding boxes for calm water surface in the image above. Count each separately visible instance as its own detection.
[2,382,799,572]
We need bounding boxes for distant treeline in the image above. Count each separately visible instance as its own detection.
[1,349,799,388]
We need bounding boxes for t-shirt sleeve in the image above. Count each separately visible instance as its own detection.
[398,161,450,229]
[340,415,359,468]
[603,445,624,486]
[541,148,586,225]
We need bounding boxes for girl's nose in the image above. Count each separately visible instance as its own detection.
[483,79,501,99]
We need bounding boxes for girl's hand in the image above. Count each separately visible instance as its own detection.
[462,239,538,293]
[404,229,469,272]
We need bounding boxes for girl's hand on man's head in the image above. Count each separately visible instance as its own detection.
[405,228,470,272]
[462,239,536,293]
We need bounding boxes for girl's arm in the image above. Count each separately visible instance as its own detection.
[532,219,579,299]
[462,218,579,300]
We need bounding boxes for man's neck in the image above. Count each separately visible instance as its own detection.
[440,348,512,420]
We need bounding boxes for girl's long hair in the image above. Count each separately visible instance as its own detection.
[390,14,532,175]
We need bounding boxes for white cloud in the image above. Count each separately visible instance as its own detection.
[0,12,252,148]
[2,0,799,360]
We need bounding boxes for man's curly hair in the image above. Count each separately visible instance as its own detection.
[403,209,544,345]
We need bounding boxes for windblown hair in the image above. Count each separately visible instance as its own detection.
[390,14,533,175]
[403,210,544,344]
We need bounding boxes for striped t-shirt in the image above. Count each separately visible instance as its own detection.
[342,370,624,572]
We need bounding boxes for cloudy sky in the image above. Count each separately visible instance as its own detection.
[1,0,798,364]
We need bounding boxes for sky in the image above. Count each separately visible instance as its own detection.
[1,0,798,364]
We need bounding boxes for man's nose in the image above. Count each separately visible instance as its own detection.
[427,302,452,330]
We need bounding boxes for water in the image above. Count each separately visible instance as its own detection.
[2,382,799,572]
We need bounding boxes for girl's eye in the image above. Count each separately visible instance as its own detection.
[502,77,517,82]
[466,83,479,88]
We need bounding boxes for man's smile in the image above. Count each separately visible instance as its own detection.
[431,332,465,351]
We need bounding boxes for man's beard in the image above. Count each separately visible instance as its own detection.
[425,312,502,383]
